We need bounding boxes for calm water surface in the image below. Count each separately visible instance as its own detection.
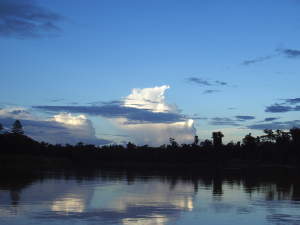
[1,170,300,225]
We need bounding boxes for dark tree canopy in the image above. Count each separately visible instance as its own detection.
[1,125,300,168]
[11,120,24,135]
[243,133,257,148]
[212,131,224,146]
[290,128,300,145]
[193,135,199,146]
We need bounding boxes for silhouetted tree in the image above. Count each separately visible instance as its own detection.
[0,123,3,132]
[193,135,199,146]
[200,139,213,148]
[76,142,84,147]
[1,125,300,168]
[242,133,257,148]
[290,128,300,145]
[260,129,276,143]
[11,120,24,135]
[212,131,224,147]
[274,129,291,145]
[226,141,235,148]
[169,137,178,148]
[127,142,136,150]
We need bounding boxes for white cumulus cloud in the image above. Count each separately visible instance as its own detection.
[0,108,111,145]
[114,85,196,146]
[123,85,173,113]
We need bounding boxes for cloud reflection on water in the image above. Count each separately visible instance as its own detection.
[1,172,300,225]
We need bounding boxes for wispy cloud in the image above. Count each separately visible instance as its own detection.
[242,55,275,66]
[34,105,187,124]
[284,98,300,104]
[187,77,229,87]
[278,48,300,58]
[248,120,300,130]
[215,80,228,86]
[210,117,241,126]
[187,77,230,94]
[263,117,280,122]
[0,0,63,38]
[265,98,300,113]
[235,115,256,121]
[209,115,255,126]
[50,98,65,103]
[202,90,220,94]
[242,48,300,65]
[265,104,294,113]
[186,77,212,86]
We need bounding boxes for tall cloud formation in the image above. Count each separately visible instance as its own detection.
[0,108,111,145]
[35,85,197,146]
[116,85,196,145]
[0,0,63,38]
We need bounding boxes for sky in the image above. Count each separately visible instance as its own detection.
[1,0,300,146]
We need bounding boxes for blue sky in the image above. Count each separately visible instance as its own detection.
[1,0,300,145]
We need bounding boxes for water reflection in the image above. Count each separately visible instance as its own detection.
[0,169,299,225]
[52,196,85,214]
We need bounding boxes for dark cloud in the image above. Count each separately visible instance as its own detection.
[265,104,293,113]
[187,77,211,86]
[0,0,63,38]
[203,90,220,94]
[187,77,229,88]
[242,48,300,65]
[33,104,186,124]
[50,98,65,103]
[242,55,274,66]
[210,117,241,126]
[265,104,300,113]
[248,120,300,130]
[285,98,300,104]
[265,97,300,113]
[190,116,208,120]
[215,80,227,86]
[278,48,300,58]
[210,115,256,126]
[235,115,255,121]
[264,117,280,122]
[88,100,123,106]
[98,133,131,138]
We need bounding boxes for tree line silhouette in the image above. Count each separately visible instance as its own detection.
[1,120,300,169]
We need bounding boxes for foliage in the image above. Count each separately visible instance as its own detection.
[11,120,24,135]
[1,121,300,167]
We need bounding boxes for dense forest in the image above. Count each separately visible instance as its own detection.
[1,120,300,170]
